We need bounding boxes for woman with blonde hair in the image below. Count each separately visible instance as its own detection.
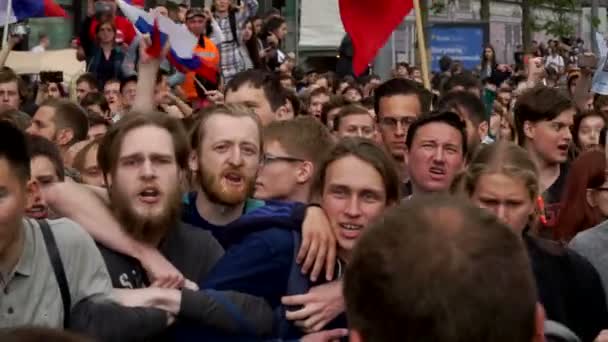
[452,142,608,342]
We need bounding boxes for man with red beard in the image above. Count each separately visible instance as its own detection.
[86,111,276,339]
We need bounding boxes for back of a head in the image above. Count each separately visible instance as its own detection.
[0,109,31,131]
[41,99,89,145]
[437,90,486,126]
[443,72,482,96]
[374,78,431,117]
[344,195,538,342]
[263,116,334,166]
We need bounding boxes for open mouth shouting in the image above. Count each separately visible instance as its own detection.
[138,186,161,204]
[26,205,48,219]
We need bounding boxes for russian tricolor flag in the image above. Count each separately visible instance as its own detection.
[116,0,204,73]
[125,0,145,8]
[0,0,66,26]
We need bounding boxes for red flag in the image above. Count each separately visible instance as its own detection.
[146,19,163,59]
[43,0,67,17]
[339,0,414,75]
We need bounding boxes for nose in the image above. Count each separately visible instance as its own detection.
[356,128,364,138]
[344,196,361,218]
[563,127,572,141]
[395,121,405,136]
[140,159,156,179]
[25,125,36,135]
[495,204,508,224]
[228,146,244,166]
[432,147,445,163]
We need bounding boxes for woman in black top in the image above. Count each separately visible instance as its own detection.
[87,21,125,88]
[453,141,608,342]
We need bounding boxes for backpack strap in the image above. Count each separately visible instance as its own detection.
[38,219,72,328]
[228,10,240,46]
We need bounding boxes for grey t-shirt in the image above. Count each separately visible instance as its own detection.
[569,220,608,299]
[0,218,112,328]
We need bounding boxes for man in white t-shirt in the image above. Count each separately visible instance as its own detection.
[545,41,565,75]
[31,33,50,53]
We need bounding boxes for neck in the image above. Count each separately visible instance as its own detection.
[286,185,312,204]
[526,145,561,192]
[196,190,245,226]
[0,221,25,276]
[100,42,113,51]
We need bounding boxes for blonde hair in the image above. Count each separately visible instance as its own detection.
[452,142,539,202]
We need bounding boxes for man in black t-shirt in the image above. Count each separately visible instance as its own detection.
[514,86,575,234]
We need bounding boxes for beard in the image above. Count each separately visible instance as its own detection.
[198,164,256,207]
[109,184,182,245]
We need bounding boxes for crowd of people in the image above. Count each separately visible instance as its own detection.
[2,0,608,341]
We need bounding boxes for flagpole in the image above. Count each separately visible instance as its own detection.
[2,0,12,47]
[413,0,430,90]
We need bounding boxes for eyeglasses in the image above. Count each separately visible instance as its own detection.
[379,116,417,128]
[261,154,304,165]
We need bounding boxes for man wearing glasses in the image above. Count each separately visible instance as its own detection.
[373,78,431,196]
[254,117,334,203]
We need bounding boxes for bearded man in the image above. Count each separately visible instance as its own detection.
[95,112,276,339]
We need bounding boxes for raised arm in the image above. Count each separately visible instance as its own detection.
[0,35,20,68]
[237,0,259,23]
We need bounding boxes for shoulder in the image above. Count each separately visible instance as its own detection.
[36,218,97,250]
[175,223,222,249]
[570,222,608,251]
[241,228,295,256]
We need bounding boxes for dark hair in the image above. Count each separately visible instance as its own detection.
[438,55,453,72]
[442,72,482,95]
[243,17,263,69]
[95,20,116,41]
[26,134,65,181]
[260,16,286,42]
[0,120,30,182]
[98,112,189,181]
[594,94,608,111]
[86,111,111,128]
[405,111,468,157]
[555,150,607,241]
[345,195,537,342]
[333,104,373,132]
[0,109,31,131]
[601,127,607,148]
[321,95,345,126]
[312,138,400,203]
[572,110,607,150]
[40,99,89,146]
[75,73,99,91]
[284,90,301,116]
[73,138,101,175]
[226,69,287,112]
[0,68,23,101]
[437,90,486,126]
[481,45,497,67]
[374,78,431,119]
[120,75,138,93]
[80,92,110,114]
[514,86,574,147]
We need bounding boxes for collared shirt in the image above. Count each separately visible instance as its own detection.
[214,0,258,83]
[0,218,112,328]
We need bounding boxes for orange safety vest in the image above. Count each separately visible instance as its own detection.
[181,36,220,101]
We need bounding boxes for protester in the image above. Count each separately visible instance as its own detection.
[405,111,467,197]
[255,117,333,202]
[345,195,544,342]
[555,151,608,241]
[454,142,608,342]
[572,111,606,154]
[86,21,126,88]
[72,139,104,188]
[74,73,99,103]
[515,86,575,231]
[333,104,376,140]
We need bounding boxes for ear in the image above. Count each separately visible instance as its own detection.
[189,150,200,172]
[56,128,74,147]
[295,161,314,184]
[587,188,597,208]
[532,303,546,342]
[274,104,291,121]
[523,121,535,141]
[25,179,41,207]
[478,121,489,139]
